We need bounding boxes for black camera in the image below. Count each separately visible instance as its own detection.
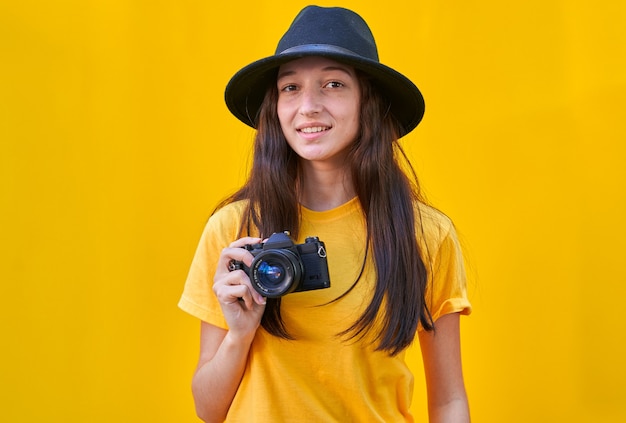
[228,231,331,298]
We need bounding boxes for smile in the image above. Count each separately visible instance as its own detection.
[299,126,330,134]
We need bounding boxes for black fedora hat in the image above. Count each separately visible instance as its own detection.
[224,5,425,138]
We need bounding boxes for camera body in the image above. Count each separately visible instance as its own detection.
[228,231,331,298]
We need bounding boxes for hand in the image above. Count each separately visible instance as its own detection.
[213,237,266,341]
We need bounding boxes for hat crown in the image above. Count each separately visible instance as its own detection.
[275,6,379,62]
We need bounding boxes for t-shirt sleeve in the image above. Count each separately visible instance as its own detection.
[422,216,472,326]
[178,207,242,329]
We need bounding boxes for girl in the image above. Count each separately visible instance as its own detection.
[179,6,471,422]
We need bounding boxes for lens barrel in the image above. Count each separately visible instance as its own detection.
[250,249,303,297]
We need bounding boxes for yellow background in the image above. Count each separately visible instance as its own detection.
[1,0,625,421]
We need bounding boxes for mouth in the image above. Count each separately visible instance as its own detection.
[298,126,331,134]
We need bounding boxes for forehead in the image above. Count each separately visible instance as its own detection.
[277,56,356,77]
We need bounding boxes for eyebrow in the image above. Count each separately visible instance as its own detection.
[277,65,355,81]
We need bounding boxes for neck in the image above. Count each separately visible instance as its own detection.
[298,161,355,211]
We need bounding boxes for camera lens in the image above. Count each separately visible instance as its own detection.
[251,249,302,297]
[256,261,285,285]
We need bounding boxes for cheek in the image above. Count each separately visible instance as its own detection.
[276,102,295,146]
[344,93,361,129]
[276,101,291,129]
[346,104,361,136]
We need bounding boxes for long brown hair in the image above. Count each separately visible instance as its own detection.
[217,70,433,355]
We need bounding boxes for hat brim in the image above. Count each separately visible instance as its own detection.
[224,45,425,138]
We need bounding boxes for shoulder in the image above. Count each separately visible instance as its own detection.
[202,200,252,241]
[210,199,249,223]
[416,202,454,237]
[414,202,459,256]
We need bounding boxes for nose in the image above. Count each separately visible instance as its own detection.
[298,86,323,116]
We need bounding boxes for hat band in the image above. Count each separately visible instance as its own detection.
[279,44,369,61]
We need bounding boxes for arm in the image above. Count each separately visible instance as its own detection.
[192,323,253,422]
[418,312,470,423]
[191,237,267,423]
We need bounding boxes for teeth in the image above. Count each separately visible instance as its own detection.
[300,126,328,133]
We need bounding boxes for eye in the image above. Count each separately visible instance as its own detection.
[280,84,298,92]
[325,81,344,89]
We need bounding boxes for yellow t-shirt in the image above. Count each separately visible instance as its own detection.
[179,198,471,422]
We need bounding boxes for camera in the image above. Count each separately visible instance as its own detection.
[228,231,331,298]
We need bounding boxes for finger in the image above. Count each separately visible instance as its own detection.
[218,284,253,308]
[215,268,266,306]
[217,238,262,271]
[228,237,262,248]
[217,279,267,310]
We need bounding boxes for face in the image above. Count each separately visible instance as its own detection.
[276,56,361,166]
